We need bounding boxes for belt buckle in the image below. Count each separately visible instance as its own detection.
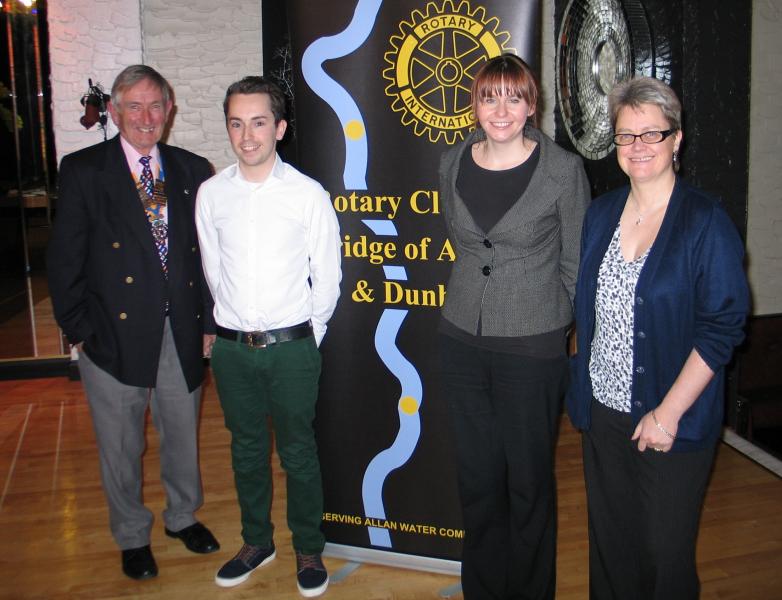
[247,332,267,349]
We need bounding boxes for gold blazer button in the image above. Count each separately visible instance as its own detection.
[119,312,128,320]
[125,276,134,284]
[112,242,120,249]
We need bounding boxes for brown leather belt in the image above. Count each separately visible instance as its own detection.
[215,321,313,349]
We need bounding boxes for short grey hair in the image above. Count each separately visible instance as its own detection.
[111,64,172,109]
[609,77,681,131]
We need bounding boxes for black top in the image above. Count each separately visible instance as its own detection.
[439,317,569,358]
[456,143,540,233]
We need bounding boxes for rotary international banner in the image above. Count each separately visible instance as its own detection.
[287,0,540,568]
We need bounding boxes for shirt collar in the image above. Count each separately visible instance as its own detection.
[119,136,161,176]
[269,153,285,180]
[229,153,284,187]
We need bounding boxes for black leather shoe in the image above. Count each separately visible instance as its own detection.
[121,545,158,580]
[165,521,220,554]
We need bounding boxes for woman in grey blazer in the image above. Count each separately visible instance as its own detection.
[438,54,590,599]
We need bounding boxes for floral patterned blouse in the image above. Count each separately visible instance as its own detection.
[589,224,650,412]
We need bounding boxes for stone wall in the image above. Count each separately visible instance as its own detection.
[48,0,141,160]
[141,0,262,170]
[48,0,261,170]
[539,0,555,138]
[747,0,782,314]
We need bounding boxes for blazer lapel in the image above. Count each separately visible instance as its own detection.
[101,136,160,261]
[445,128,566,237]
[490,129,552,236]
[443,136,485,235]
[158,143,189,273]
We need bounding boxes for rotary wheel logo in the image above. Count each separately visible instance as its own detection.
[383,0,514,144]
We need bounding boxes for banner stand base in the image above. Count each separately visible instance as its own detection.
[329,560,362,584]
[439,582,463,598]
[323,542,461,576]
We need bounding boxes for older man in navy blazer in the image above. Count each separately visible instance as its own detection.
[47,65,219,580]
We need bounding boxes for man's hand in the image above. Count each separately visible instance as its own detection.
[203,334,216,358]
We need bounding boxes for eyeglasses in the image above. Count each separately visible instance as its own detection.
[613,129,677,146]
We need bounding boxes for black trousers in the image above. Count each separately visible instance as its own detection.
[439,334,567,600]
[582,399,717,600]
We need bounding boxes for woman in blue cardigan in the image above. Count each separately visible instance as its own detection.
[566,77,749,599]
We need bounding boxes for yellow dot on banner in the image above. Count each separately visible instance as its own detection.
[344,120,365,140]
[399,396,419,415]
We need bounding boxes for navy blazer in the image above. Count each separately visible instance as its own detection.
[565,178,749,451]
[47,136,214,391]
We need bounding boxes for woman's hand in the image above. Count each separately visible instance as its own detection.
[631,408,678,453]
[631,349,715,453]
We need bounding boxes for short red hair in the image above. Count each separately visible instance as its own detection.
[471,54,539,128]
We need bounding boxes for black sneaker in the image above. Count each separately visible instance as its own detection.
[214,542,276,588]
[295,551,329,597]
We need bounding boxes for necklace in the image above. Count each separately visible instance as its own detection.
[629,194,646,226]
[630,196,668,226]
[628,180,675,226]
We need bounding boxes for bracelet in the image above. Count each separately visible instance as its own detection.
[652,410,676,440]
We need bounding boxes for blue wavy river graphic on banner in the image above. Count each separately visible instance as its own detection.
[302,0,424,548]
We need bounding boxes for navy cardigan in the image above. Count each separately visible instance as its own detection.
[565,178,750,451]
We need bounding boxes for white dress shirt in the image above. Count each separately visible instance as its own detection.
[195,155,341,345]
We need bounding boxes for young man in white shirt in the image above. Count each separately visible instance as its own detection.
[195,76,341,598]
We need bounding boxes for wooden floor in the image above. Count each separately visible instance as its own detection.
[0,374,780,599]
[0,272,64,360]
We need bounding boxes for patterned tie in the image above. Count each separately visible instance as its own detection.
[137,155,168,277]
[139,156,155,198]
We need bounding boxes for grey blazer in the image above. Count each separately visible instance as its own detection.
[438,127,590,337]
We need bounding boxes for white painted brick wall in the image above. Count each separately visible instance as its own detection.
[48,0,261,171]
[141,0,262,170]
[747,0,782,315]
[49,0,141,161]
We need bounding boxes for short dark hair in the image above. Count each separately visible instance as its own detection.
[471,53,539,128]
[223,76,287,123]
[111,64,171,108]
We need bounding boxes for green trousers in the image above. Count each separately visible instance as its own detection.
[210,334,325,554]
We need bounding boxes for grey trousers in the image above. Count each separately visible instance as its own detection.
[78,317,203,550]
